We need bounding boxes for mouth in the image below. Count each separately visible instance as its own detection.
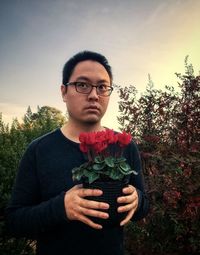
[84,105,100,113]
[85,105,100,110]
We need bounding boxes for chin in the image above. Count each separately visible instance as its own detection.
[83,116,101,125]
[85,119,99,125]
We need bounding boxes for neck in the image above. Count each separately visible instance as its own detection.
[61,120,105,143]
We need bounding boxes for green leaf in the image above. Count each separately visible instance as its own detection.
[72,169,84,181]
[119,162,131,172]
[72,167,79,174]
[132,170,138,175]
[92,163,105,171]
[88,172,100,184]
[94,156,104,163]
[83,169,91,177]
[119,163,137,175]
[105,157,115,167]
[109,169,123,180]
[115,157,126,163]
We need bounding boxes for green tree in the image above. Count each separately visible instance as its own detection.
[0,115,32,254]
[0,106,66,254]
[22,105,66,142]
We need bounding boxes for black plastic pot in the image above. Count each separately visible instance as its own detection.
[83,180,128,228]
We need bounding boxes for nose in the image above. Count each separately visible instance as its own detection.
[88,86,99,100]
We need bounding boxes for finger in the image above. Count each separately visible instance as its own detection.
[74,184,83,189]
[117,194,134,204]
[122,185,135,194]
[70,184,83,192]
[81,207,109,219]
[79,188,103,198]
[118,202,135,213]
[120,208,135,226]
[71,206,104,229]
[80,198,109,210]
[78,214,103,230]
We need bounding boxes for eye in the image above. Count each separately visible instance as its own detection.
[98,84,108,91]
[76,82,89,89]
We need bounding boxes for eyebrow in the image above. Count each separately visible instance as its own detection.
[75,76,110,84]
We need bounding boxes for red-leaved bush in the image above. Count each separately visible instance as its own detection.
[117,58,200,254]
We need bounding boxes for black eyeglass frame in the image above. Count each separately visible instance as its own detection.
[65,82,114,97]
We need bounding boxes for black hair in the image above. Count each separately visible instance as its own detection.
[62,51,113,85]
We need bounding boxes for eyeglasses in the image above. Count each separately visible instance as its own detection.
[65,82,113,97]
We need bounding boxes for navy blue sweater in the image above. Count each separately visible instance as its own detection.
[6,129,149,255]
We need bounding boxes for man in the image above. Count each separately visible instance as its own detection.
[6,51,149,255]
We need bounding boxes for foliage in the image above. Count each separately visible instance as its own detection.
[22,105,66,143]
[1,57,199,254]
[118,57,200,254]
[72,129,136,184]
[0,106,66,254]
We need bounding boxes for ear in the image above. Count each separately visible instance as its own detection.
[61,85,67,102]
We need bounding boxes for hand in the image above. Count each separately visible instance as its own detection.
[117,185,138,226]
[64,184,109,229]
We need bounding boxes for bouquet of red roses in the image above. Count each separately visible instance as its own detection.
[72,129,137,184]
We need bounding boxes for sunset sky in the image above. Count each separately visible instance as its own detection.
[0,0,199,130]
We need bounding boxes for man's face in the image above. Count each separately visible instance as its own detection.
[61,60,111,125]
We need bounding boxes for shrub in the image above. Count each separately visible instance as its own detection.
[118,58,200,254]
[0,107,65,254]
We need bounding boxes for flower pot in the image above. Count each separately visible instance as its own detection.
[83,180,128,228]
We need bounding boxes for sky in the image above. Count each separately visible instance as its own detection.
[0,0,200,130]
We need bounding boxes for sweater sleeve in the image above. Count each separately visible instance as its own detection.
[127,141,149,221]
[6,142,68,239]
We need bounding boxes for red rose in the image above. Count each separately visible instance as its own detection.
[117,131,132,147]
[80,143,88,153]
[105,129,118,144]
[93,141,108,154]
[79,133,87,143]
[79,130,132,158]
[79,132,96,145]
[94,130,107,143]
